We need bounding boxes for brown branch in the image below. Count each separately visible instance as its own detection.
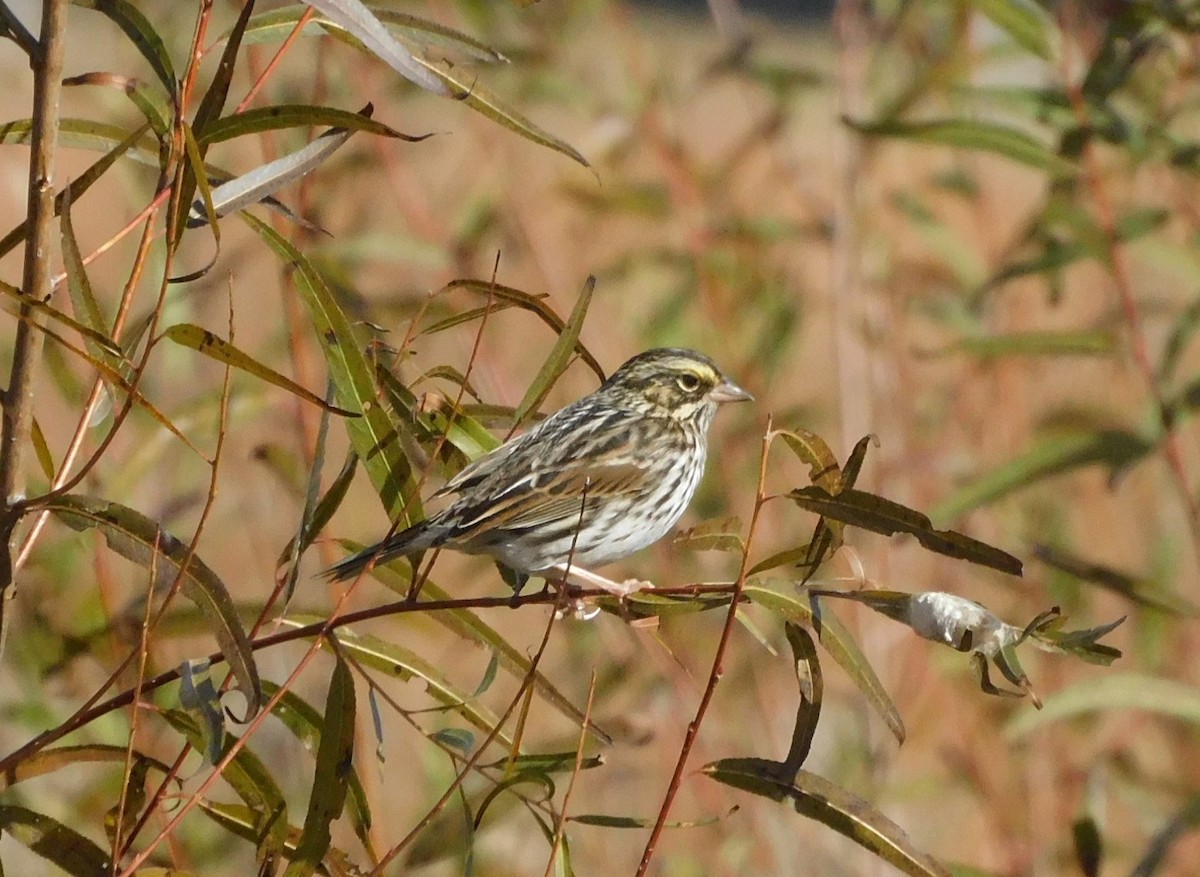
[0,583,740,783]
[0,0,68,651]
[635,418,774,874]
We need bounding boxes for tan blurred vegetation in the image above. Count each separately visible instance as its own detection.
[1,1,1199,875]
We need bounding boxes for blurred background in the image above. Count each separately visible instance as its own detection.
[1,1,1199,875]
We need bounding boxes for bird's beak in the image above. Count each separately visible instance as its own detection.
[709,377,753,404]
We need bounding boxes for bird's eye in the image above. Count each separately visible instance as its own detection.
[676,373,702,392]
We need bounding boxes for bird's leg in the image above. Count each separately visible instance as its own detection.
[550,564,654,596]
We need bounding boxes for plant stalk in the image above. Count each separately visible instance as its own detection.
[0,0,69,653]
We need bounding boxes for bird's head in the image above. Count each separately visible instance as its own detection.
[600,348,752,425]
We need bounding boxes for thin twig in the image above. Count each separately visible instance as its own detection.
[543,670,596,877]
[635,416,774,875]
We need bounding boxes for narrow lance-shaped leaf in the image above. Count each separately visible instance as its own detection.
[235,4,506,64]
[60,185,119,371]
[789,486,1024,576]
[283,654,356,877]
[846,117,1076,176]
[930,429,1155,522]
[0,120,155,259]
[963,0,1055,59]
[420,58,591,169]
[70,0,178,96]
[702,763,953,877]
[170,0,255,247]
[0,805,112,876]
[303,0,449,94]
[160,323,358,415]
[45,495,261,717]
[189,122,356,227]
[243,213,417,526]
[515,276,595,424]
[745,585,905,744]
[440,279,606,381]
[196,103,431,146]
[262,681,374,857]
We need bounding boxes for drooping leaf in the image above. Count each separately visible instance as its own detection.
[789,486,1023,576]
[1006,674,1200,739]
[0,805,112,876]
[45,494,261,717]
[70,0,177,95]
[421,59,590,169]
[302,0,449,94]
[931,429,1155,521]
[178,658,226,765]
[235,4,506,64]
[0,745,172,791]
[847,117,1075,176]
[283,655,356,877]
[160,323,357,415]
[963,0,1055,59]
[197,103,430,146]
[927,330,1116,359]
[262,680,374,857]
[744,585,905,744]
[774,428,842,492]
[243,213,419,527]
[515,276,596,424]
[280,616,514,747]
[703,762,952,877]
[439,279,606,381]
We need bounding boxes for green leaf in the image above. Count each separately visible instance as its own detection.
[781,623,822,775]
[928,330,1116,359]
[931,429,1155,521]
[162,711,289,858]
[30,418,55,481]
[60,186,120,374]
[963,0,1055,59]
[281,616,514,747]
[744,585,905,744]
[439,279,606,381]
[1159,296,1200,384]
[703,762,952,877]
[789,486,1023,576]
[160,323,358,415]
[284,655,356,877]
[178,658,226,764]
[262,680,374,856]
[235,4,505,64]
[243,213,419,527]
[0,278,121,362]
[0,117,162,166]
[773,427,842,492]
[197,104,430,146]
[0,805,112,876]
[277,451,359,570]
[672,516,744,553]
[302,0,449,94]
[0,120,155,259]
[1033,543,1198,616]
[0,745,172,791]
[46,494,261,717]
[70,0,177,95]
[1006,674,1200,739]
[515,276,595,424]
[420,59,590,169]
[847,117,1075,176]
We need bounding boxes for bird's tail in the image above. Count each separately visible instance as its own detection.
[324,521,447,582]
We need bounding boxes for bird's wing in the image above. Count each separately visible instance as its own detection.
[452,462,650,532]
